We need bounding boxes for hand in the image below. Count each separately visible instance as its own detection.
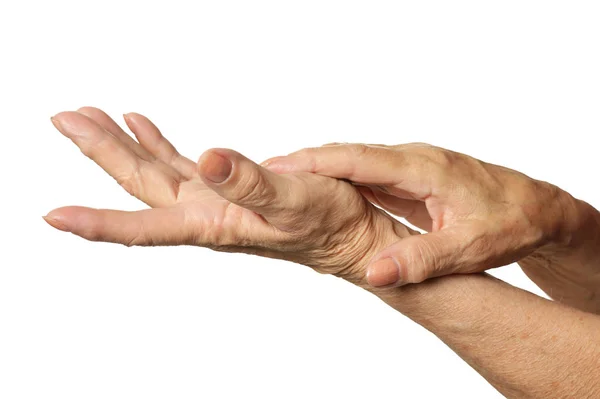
[263,143,585,287]
[43,108,412,284]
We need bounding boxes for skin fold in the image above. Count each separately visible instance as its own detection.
[44,108,600,398]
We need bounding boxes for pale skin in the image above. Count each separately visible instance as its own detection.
[45,108,600,398]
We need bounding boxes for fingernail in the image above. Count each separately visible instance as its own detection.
[260,157,282,169]
[322,142,349,147]
[200,152,233,183]
[43,215,71,232]
[51,115,81,140]
[366,258,401,287]
[261,157,292,172]
[260,158,275,167]
[50,116,62,131]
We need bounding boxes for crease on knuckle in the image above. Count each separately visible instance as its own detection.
[235,172,275,208]
[347,143,370,158]
[406,238,437,282]
[290,148,318,173]
[425,147,455,169]
[124,220,148,247]
[116,161,143,196]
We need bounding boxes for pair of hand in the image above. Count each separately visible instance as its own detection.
[45,107,584,292]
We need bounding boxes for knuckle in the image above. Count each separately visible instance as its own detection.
[124,224,148,247]
[346,143,370,158]
[410,147,460,187]
[403,239,438,282]
[116,169,141,196]
[424,147,455,168]
[123,234,150,247]
[538,180,562,201]
[293,147,315,158]
[404,142,435,149]
[79,130,109,157]
[82,227,103,243]
[235,171,275,207]
[518,179,566,243]
[123,235,140,247]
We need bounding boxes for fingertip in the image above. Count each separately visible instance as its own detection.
[122,112,135,127]
[50,116,62,131]
[122,113,143,136]
[366,258,402,288]
[76,106,100,114]
[123,112,141,121]
[43,211,71,232]
[50,111,88,139]
[44,206,96,229]
[122,112,142,125]
[51,111,73,128]
[198,149,233,184]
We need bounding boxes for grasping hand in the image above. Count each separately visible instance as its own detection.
[43,108,412,283]
[263,143,589,293]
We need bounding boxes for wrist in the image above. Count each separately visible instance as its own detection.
[521,187,600,287]
[520,182,586,257]
[536,188,594,256]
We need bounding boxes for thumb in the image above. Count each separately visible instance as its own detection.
[197,148,296,224]
[366,228,473,287]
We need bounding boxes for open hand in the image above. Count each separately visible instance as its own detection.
[44,109,411,283]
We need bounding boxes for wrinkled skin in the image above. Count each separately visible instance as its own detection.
[42,116,600,398]
[43,108,412,284]
[263,143,594,299]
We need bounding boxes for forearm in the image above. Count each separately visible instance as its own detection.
[520,196,600,314]
[368,274,600,398]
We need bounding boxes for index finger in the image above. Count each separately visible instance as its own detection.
[263,144,433,200]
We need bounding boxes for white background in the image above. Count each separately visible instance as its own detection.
[1,1,599,398]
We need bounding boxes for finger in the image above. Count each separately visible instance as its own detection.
[124,113,197,179]
[356,185,379,204]
[262,144,433,200]
[43,205,301,262]
[368,187,433,231]
[322,142,390,148]
[77,107,155,162]
[197,148,298,227]
[43,206,195,246]
[51,112,178,207]
[356,186,432,231]
[366,226,480,287]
